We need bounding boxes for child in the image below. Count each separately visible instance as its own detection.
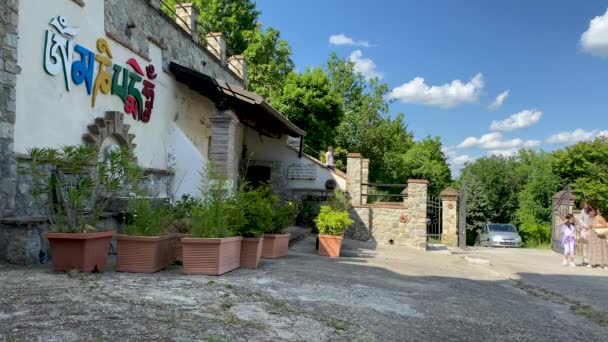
[325,146,335,170]
[561,214,577,267]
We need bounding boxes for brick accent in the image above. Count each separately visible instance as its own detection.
[209,110,239,183]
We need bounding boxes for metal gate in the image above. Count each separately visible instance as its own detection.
[551,186,573,253]
[427,196,442,242]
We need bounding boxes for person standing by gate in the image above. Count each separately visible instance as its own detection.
[325,146,335,171]
[587,206,608,269]
[579,202,592,266]
[561,214,577,267]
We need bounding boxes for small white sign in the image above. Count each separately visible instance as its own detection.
[288,164,316,180]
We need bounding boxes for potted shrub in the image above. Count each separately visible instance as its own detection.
[262,200,299,259]
[236,186,275,269]
[315,190,354,258]
[115,196,176,273]
[24,145,141,272]
[170,194,202,262]
[181,164,245,275]
[314,205,354,258]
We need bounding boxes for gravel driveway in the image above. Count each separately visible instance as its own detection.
[1,238,607,341]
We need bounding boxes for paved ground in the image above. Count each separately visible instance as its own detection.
[1,238,607,341]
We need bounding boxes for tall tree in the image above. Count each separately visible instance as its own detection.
[271,68,343,153]
[243,27,294,100]
[553,137,608,214]
[193,0,260,55]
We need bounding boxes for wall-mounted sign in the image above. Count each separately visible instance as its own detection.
[43,16,156,123]
[287,164,316,180]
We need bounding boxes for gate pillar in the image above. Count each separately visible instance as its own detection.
[407,179,428,249]
[440,187,459,247]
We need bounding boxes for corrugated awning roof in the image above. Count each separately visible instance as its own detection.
[169,62,306,138]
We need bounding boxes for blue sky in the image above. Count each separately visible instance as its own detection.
[255,0,608,175]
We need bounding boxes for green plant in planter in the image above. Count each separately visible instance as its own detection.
[326,189,351,212]
[314,205,354,236]
[236,185,277,237]
[188,163,245,238]
[124,195,173,236]
[22,145,142,233]
[268,200,301,234]
[173,194,202,220]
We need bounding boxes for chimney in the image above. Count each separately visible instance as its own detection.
[205,32,226,64]
[174,3,199,42]
[228,55,247,84]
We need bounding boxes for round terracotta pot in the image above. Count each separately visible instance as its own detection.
[240,237,264,269]
[261,233,290,259]
[318,234,343,258]
[116,234,178,273]
[45,230,115,272]
[181,236,242,275]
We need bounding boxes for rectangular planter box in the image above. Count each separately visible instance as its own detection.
[261,233,290,259]
[45,230,115,272]
[240,237,264,269]
[181,236,242,275]
[116,234,178,273]
[318,234,343,258]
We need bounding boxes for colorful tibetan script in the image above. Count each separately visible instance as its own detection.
[43,16,156,123]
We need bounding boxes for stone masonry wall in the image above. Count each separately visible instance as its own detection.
[104,0,244,86]
[0,0,19,218]
[405,180,428,249]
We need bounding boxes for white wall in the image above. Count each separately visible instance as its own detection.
[16,0,213,199]
[244,128,346,191]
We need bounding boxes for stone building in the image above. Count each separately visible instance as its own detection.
[0,0,344,264]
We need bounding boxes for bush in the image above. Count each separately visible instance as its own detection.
[326,189,351,212]
[268,200,300,234]
[314,205,353,236]
[237,185,277,237]
[173,194,202,220]
[295,196,322,230]
[124,196,173,236]
[188,163,245,238]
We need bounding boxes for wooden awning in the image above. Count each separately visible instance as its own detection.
[169,62,306,138]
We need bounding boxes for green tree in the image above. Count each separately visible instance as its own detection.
[515,151,561,246]
[553,137,608,214]
[243,27,294,100]
[272,68,344,153]
[393,137,451,195]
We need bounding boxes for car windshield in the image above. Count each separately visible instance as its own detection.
[488,224,517,232]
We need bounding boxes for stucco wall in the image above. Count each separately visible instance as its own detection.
[244,127,346,196]
[14,0,225,201]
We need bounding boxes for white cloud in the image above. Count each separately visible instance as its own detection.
[488,148,519,157]
[329,34,371,48]
[580,9,608,57]
[488,90,510,111]
[443,147,478,175]
[457,132,540,150]
[490,109,542,132]
[546,128,608,144]
[349,50,383,80]
[387,73,484,108]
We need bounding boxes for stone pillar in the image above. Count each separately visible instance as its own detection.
[206,32,226,64]
[440,187,459,247]
[174,3,199,42]
[0,1,19,218]
[227,55,247,85]
[209,110,239,185]
[361,158,369,205]
[346,153,363,205]
[406,179,428,249]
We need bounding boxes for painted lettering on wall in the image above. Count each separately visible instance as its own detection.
[43,16,156,123]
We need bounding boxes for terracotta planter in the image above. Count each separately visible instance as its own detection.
[240,237,264,269]
[318,234,343,258]
[261,233,290,259]
[45,230,115,272]
[181,236,242,275]
[116,234,177,273]
[173,233,190,262]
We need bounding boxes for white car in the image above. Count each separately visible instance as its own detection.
[475,223,522,247]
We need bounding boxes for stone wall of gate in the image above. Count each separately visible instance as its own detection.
[345,155,427,249]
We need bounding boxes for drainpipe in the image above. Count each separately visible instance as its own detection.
[298,136,303,158]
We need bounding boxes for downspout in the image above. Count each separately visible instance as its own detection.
[298,136,303,158]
